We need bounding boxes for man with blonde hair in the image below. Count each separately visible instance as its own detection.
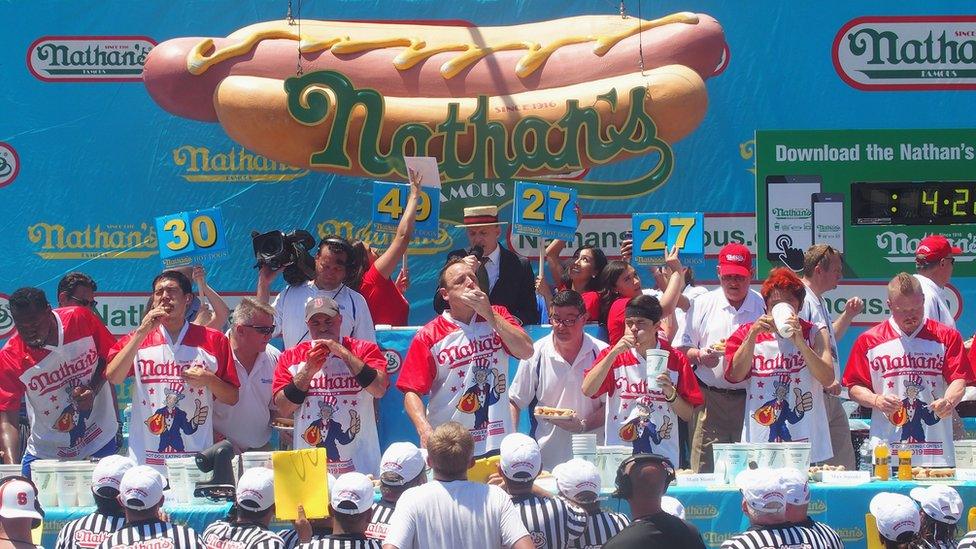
[214,297,281,452]
[382,422,533,549]
[843,272,971,467]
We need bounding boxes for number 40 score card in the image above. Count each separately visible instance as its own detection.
[631,212,704,265]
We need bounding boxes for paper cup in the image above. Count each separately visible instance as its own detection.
[783,442,812,471]
[771,302,796,338]
[645,349,670,389]
[76,462,97,506]
[32,461,58,508]
[55,463,80,507]
[955,441,976,469]
[714,443,752,484]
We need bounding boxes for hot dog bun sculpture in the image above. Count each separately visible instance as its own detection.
[143,12,726,182]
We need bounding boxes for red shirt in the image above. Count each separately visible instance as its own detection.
[581,291,600,322]
[360,264,409,326]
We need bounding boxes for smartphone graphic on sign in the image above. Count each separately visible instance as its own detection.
[766,175,822,271]
[812,193,845,252]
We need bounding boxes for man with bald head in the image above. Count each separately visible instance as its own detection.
[603,454,704,549]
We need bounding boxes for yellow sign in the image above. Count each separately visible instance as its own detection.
[273,448,330,520]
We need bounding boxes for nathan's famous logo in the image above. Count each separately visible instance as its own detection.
[834,16,976,90]
[317,219,452,255]
[27,222,158,259]
[808,499,827,514]
[876,231,976,263]
[701,531,737,548]
[771,207,812,219]
[836,527,865,542]
[0,143,19,189]
[0,294,13,340]
[172,145,308,183]
[27,36,156,82]
[685,504,719,520]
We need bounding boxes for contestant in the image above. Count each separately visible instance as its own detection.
[56,272,98,309]
[582,295,702,465]
[725,268,834,463]
[509,290,607,468]
[272,296,388,475]
[843,273,971,466]
[398,259,533,455]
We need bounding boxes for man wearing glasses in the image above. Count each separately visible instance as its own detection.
[913,235,960,330]
[509,290,607,468]
[213,298,280,452]
[56,272,98,310]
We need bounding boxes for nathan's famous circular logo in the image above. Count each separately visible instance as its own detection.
[0,294,14,339]
[382,349,402,375]
[0,143,20,189]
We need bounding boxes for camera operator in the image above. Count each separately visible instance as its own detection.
[256,235,375,348]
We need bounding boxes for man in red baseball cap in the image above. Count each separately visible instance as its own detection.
[914,235,962,330]
[676,243,765,472]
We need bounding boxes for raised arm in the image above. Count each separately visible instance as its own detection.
[374,169,423,279]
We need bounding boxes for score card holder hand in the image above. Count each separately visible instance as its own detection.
[155,207,228,269]
[631,212,704,265]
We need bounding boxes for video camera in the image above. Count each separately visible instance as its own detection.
[251,230,316,285]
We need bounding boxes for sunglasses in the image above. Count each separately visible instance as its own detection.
[69,295,98,308]
[551,314,583,327]
[243,324,275,335]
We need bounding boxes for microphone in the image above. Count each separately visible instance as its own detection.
[468,245,485,261]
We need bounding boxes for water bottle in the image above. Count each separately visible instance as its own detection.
[121,404,131,436]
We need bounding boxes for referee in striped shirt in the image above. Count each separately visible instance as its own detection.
[552,458,630,548]
[493,434,586,549]
[367,443,427,542]
[779,468,843,549]
[721,468,837,549]
[299,472,380,549]
[94,465,204,549]
[202,467,283,549]
[55,455,134,549]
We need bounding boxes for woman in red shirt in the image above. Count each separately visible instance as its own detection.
[539,241,608,320]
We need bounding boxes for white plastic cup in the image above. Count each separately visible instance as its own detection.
[184,460,213,503]
[32,461,59,507]
[165,459,191,504]
[241,452,274,473]
[771,302,796,338]
[76,462,98,506]
[645,349,670,389]
[783,442,812,471]
[714,443,752,484]
[55,463,80,507]
[955,441,976,469]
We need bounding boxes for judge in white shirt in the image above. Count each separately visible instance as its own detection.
[913,234,960,330]
[214,297,281,452]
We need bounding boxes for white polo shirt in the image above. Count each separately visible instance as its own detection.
[798,284,840,382]
[913,274,955,329]
[213,345,280,451]
[271,282,376,349]
[509,333,607,468]
[676,288,765,389]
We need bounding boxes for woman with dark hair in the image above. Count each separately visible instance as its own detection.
[538,240,609,320]
[869,493,921,549]
[911,485,962,549]
[596,246,686,346]
[348,169,423,326]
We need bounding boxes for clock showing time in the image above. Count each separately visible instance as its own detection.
[851,181,976,226]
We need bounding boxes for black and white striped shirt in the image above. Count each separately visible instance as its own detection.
[915,540,958,549]
[801,519,844,549]
[511,494,587,549]
[278,529,331,549]
[94,519,204,549]
[365,500,396,541]
[957,531,976,549]
[55,512,127,549]
[721,523,842,549]
[297,535,380,549]
[570,510,631,549]
[202,521,284,549]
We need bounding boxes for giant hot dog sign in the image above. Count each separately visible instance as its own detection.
[143,12,726,221]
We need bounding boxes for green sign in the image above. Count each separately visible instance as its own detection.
[756,129,976,278]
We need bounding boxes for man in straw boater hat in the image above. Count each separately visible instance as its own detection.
[433,205,540,325]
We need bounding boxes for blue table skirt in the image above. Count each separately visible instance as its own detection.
[40,481,976,549]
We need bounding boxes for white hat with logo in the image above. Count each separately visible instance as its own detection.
[237,467,275,511]
[93,455,136,496]
[870,492,921,540]
[119,465,166,510]
[330,472,374,515]
[499,433,542,481]
[0,479,41,520]
[553,458,602,504]
[910,485,962,524]
[736,468,786,514]
[777,468,810,505]
[380,442,426,486]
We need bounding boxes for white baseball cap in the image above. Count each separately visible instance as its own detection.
[0,479,41,520]
[736,468,786,514]
[330,472,374,515]
[499,433,542,481]
[380,442,426,486]
[661,495,685,519]
[237,468,275,511]
[553,458,602,504]
[870,492,921,540]
[910,485,962,524]
[93,455,136,496]
[119,465,166,510]
[777,468,810,505]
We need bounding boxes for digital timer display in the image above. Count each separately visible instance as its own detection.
[851,181,976,225]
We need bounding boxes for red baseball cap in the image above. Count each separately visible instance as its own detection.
[718,243,752,277]
[915,235,962,262]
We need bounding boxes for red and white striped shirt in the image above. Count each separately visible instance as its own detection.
[108,322,237,470]
[272,338,385,475]
[0,307,118,459]
[843,318,972,466]
[725,319,832,463]
[397,306,522,457]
